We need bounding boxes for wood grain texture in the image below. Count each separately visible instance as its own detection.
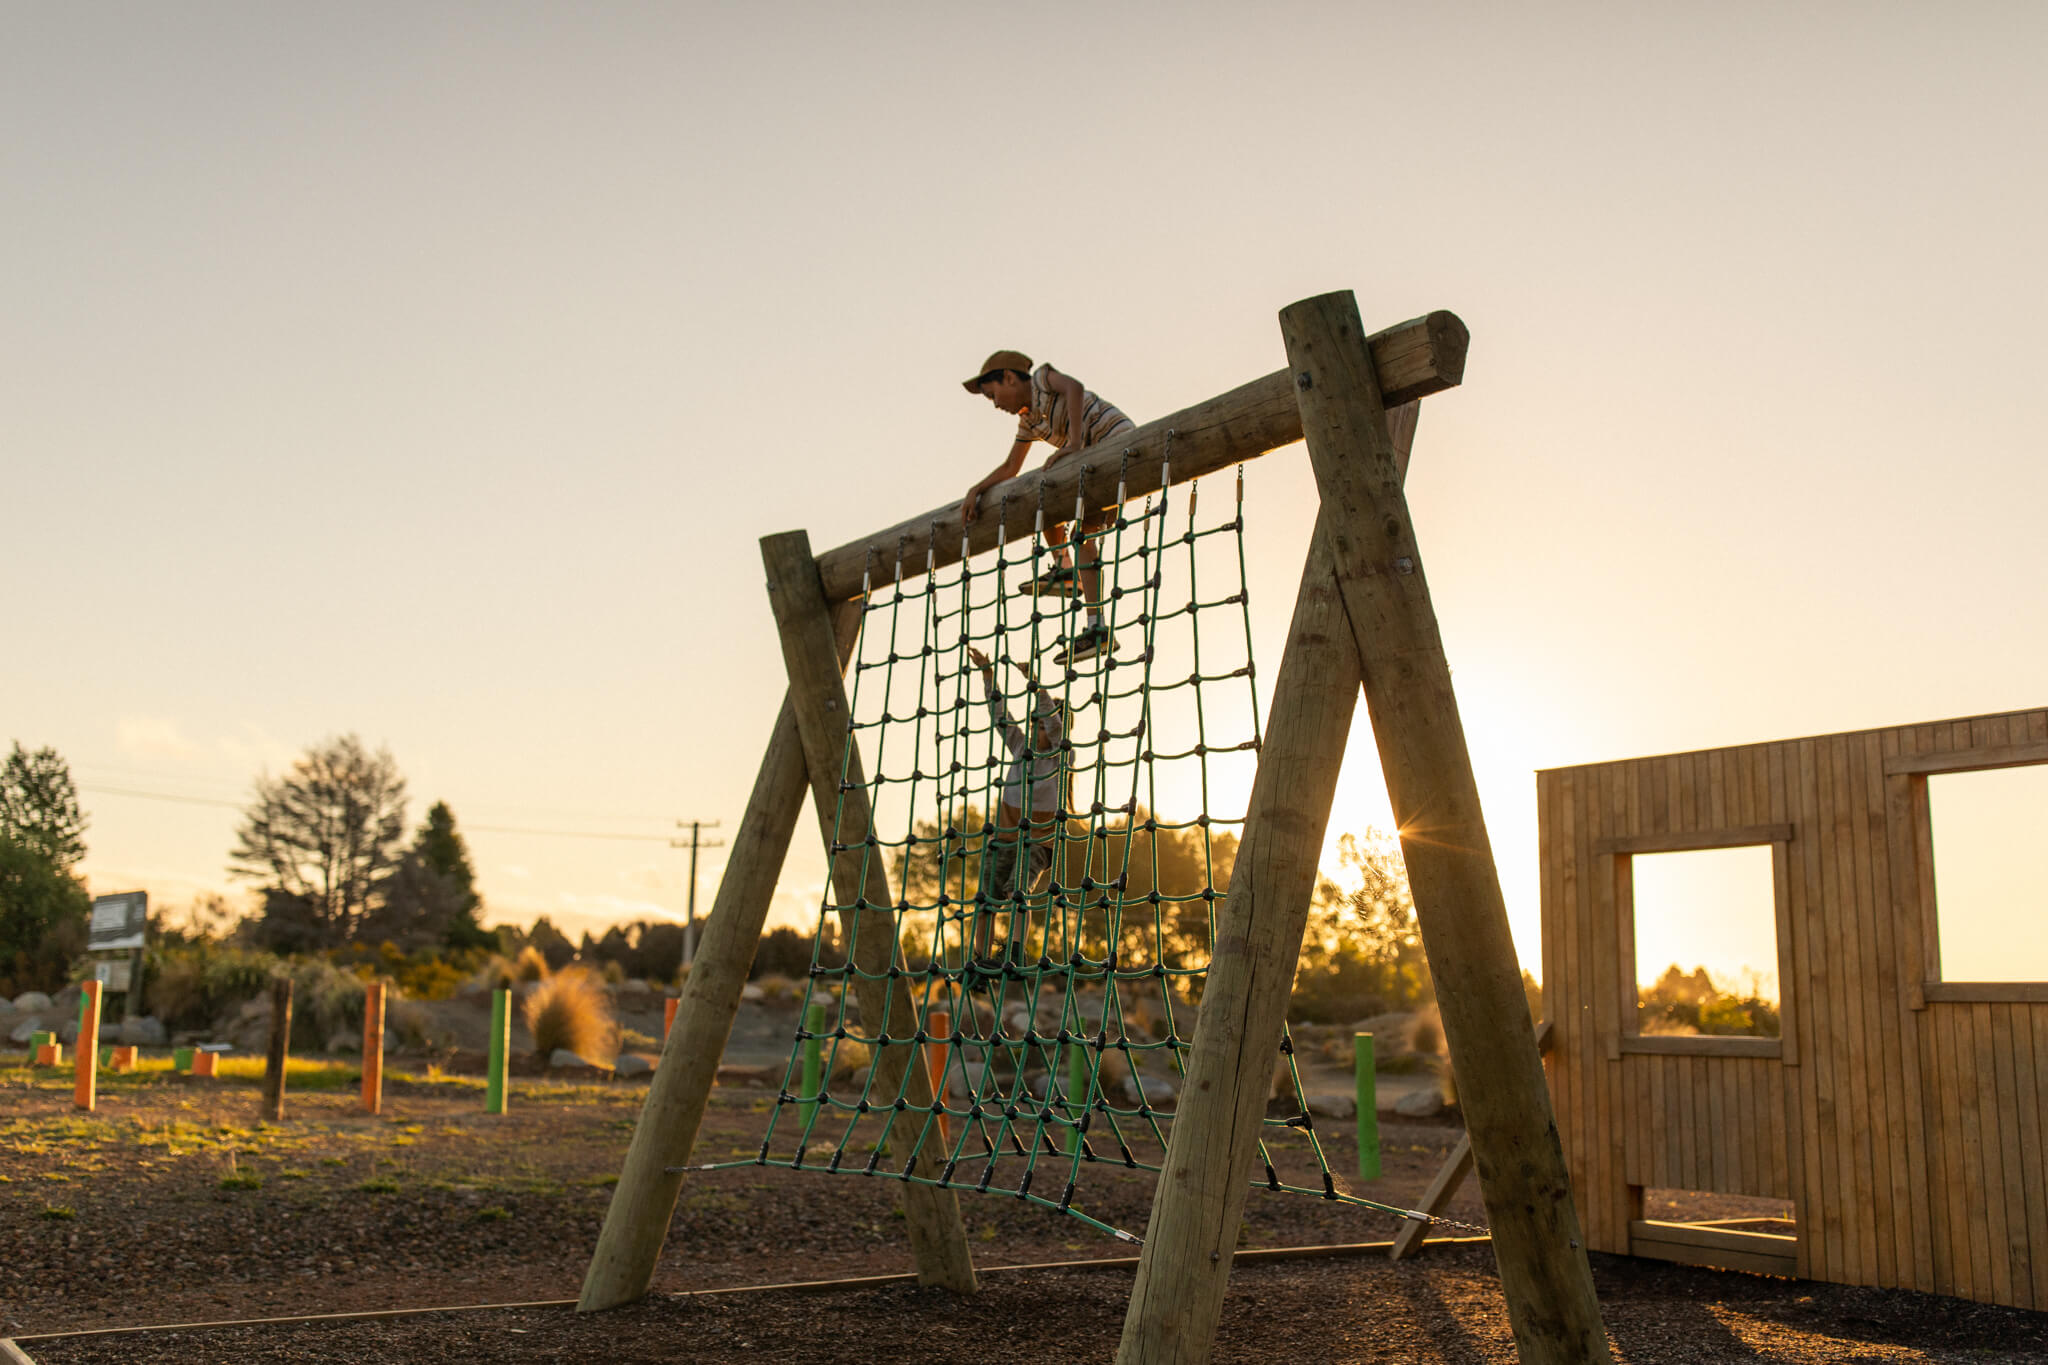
[811,312,1467,602]
[760,530,977,1294]
[1540,707,2048,1310]
[579,598,863,1312]
[1274,291,1608,1365]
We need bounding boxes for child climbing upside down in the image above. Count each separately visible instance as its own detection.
[966,644,1066,974]
[959,351,1136,665]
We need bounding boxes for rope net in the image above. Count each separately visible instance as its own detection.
[699,458,1425,1243]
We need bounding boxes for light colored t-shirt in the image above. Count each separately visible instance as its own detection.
[1014,365,1134,451]
[988,686,1066,821]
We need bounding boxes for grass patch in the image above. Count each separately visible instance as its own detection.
[356,1177,401,1194]
[219,1172,262,1190]
[475,1205,512,1222]
[40,1205,76,1221]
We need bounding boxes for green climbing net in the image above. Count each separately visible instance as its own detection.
[700,459,1423,1243]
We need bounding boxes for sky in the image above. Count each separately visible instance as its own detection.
[5,2,2045,989]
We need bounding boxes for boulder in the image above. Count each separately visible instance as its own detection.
[1133,1074,1178,1105]
[10,1017,43,1044]
[1394,1087,1445,1119]
[614,1053,656,1077]
[739,983,766,1003]
[327,1031,362,1054]
[1306,1091,1357,1121]
[56,1019,80,1045]
[98,1022,120,1042]
[616,978,653,998]
[118,1016,168,1047]
[239,997,273,1021]
[549,1048,607,1070]
[12,992,53,1013]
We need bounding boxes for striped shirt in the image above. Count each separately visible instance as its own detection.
[988,687,1067,821]
[1015,365,1134,451]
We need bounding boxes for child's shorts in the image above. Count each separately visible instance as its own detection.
[983,829,1054,905]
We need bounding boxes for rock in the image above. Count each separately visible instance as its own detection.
[614,1053,656,1076]
[1306,1091,1357,1121]
[739,983,766,1003]
[9,1018,42,1044]
[616,978,652,997]
[118,1016,168,1047]
[239,997,273,1021]
[549,1048,607,1070]
[1133,1074,1178,1105]
[1394,1087,1445,1119]
[56,1020,79,1045]
[12,992,53,1013]
[98,1022,120,1042]
[327,1032,362,1054]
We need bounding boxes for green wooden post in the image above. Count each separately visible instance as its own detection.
[486,988,510,1115]
[1355,1031,1381,1182]
[172,1044,193,1072]
[800,1001,825,1131]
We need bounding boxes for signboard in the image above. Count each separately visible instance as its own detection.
[93,958,134,992]
[89,891,148,952]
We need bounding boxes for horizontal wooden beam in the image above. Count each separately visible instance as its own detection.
[1922,981,2048,1004]
[812,310,1468,601]
[1883,741,2048,776]
[1628,1220,1797,1277]
[1592,823,1794,856]
[1618,1034,1782,1059]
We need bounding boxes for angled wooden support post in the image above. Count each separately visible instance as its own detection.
[1117,387,1420,1365]
[1281,291,1607,1363]
[578,599,862,1312]
[761,529,978,1294]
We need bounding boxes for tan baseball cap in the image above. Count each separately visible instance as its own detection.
[963,350,1032,392]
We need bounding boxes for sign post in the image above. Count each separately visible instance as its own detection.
[87,892,149,1021]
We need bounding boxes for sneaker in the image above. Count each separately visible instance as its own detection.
[1054,621,1114,666]
[1017,564,1081,598]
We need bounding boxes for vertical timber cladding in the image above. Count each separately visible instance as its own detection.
[1537,705,2048,1310]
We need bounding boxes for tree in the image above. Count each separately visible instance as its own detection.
[229,734,408,950]
[1,742,87,874]
[367,801,491,951]
[1290,829,1431,1022]
[0,833,92,996]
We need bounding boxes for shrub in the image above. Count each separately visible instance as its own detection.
[511,946,549,983]
[522,965,616,1064]
[753,973,802,1005]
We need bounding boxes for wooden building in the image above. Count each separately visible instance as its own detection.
[1539,706,2048,1310]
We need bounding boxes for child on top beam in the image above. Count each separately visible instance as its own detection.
[959,351,1135,665]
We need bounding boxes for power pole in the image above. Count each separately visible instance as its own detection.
[672,820,725,965]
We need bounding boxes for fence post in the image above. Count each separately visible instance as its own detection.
[261,977,292,1122]
[800,1000,825,1132]
[361,982,386,1116]
[926,1008,952,1148]
[74,980,102,1112]
[1355,1032,1380,1182]
[486,988,510,1115]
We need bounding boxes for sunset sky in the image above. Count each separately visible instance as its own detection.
[7,3,2044,990]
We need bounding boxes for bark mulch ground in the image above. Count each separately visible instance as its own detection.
[5,1063,2045,1362]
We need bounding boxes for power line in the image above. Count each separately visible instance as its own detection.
[76,783,693,844]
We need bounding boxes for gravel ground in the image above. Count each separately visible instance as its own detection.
[5,1053,2045,1362]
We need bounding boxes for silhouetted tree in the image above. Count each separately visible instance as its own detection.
[230,735,407,950]
[0,742,87,874]
[368,801,490,951]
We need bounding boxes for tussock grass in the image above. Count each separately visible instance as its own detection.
[521,966,616,1065]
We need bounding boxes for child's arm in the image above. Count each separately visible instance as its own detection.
[962,438,1033,523]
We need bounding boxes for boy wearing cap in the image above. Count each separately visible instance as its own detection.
[960,352,1135,664]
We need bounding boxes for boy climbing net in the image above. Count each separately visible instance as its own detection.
[965,644,1066,980]
[959,351,1135,664]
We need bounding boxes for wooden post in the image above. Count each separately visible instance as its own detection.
[925,1008,952,1149]
[761,528,977,1294]
[261,977,292,1122]
[1280,292,1606,1362]
[486,988,509,1115]
[191,1048,217,1078]
[662,996,679,1041]
[801,1000,826,1132]
[361,982,386,1115]
[74,980,102,1112]
[1355,1032,1380,1182]
[579,601,862,1313]
[108,1045,137,1073]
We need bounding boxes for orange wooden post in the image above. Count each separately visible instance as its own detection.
[109,1045,138,1072]
[361,982,386,1115]
[191,1049,218,1078]
[925,1008,952,1147]
[663,996,679,1041]
[74,980,102,1112]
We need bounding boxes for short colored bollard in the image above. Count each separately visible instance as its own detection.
[663,996,678,1041]
[190,1050,218,1078]
[173,1046,195,1073]
[925,1009,952,1148]
[75,980,103,1111]
[799,1001,825,1130]
[1355,1031,1381,1182]
[485,988,509,1115]
[361,981,386,1116]
[107,1045,138,1073]
[36,1042,64,1067]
